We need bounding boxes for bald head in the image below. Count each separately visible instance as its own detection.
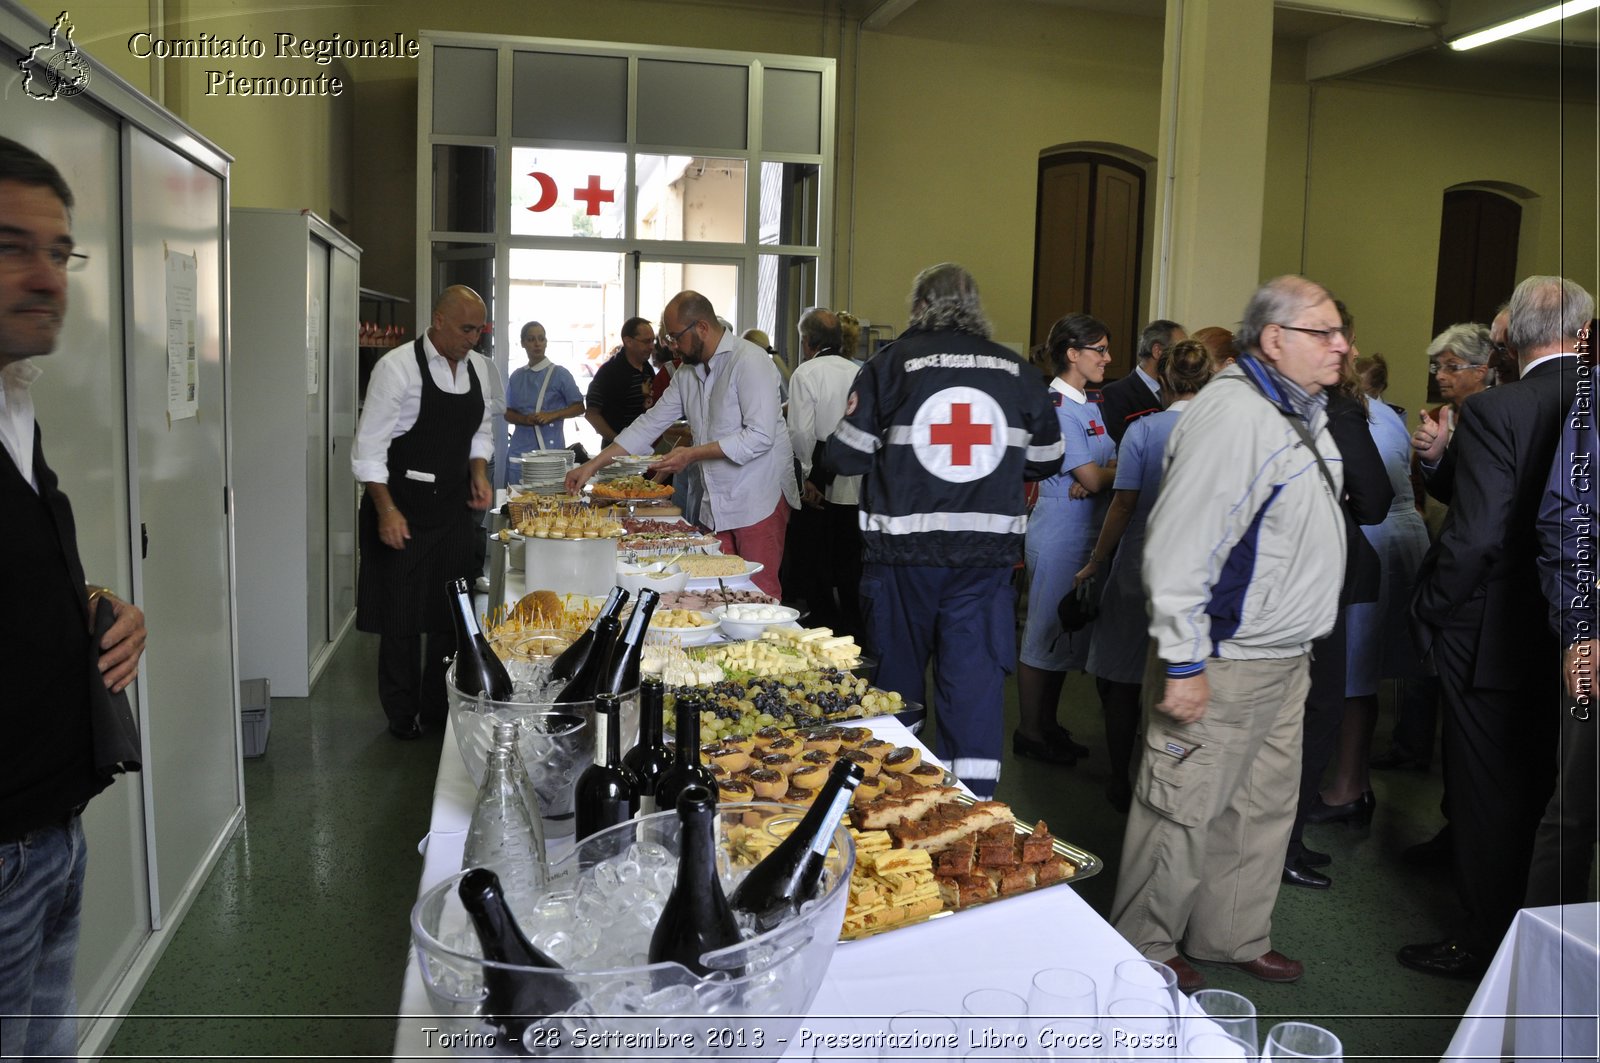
[797,307,842,359]
[661,290,723,367]
[428,284,486,364]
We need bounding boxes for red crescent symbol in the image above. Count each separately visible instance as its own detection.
[526,171,557,212]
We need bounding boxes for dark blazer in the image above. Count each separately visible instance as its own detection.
[1098,368,1162,445]
[1412,355,1581,688]
[1326,393,1394,605]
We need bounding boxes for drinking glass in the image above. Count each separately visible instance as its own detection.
[961,987,1031,1041]
[1182,1031,1256,1061]
[1111,957,1182,1013]
[1188,988,1258,1049]
[882,1010,960,1062]
[1026,967,1097,1050]
[1262,1022,1342,1060]
[1101,997,1177,1060]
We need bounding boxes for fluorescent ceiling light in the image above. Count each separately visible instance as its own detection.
[1449,0,1600,50]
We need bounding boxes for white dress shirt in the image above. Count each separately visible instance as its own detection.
[787,351,863,506]
[614,331,798,530]
[351,334,495,484]
[0,359,42,491]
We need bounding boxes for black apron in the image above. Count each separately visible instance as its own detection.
[356,339,484,636]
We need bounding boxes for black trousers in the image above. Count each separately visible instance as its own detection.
[378,630,452,729]
[1290,618,1347,848]
[1525,701,1599,907]
[1097,675,1141,798]
[1433,623,1559,952]
[825,501,863,641]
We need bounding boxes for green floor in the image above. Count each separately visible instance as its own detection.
[104,631,1495,1061]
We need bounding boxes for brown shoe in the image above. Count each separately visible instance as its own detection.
[1223,949,1303,983]
[1163,954,1206,992]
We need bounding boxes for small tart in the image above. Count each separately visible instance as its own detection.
[907,763,945,784]
[837,726,871,749]
[723,734,757,754]
[789,762,827,789]
[708,762,728,779]
[882,746,922,774]
[752,725,787,747]
[841,748,876,770]
[699,741,725,764]
[765,735,802,755]
[759,752,796,776]
[802,727,843,754]
[783,784,818,806]
[745,767,786,799]
[860,738,895,758]
[851,774,887,805]
[717,777,755,802]
[800,749,834,766]
[710,746,751,773]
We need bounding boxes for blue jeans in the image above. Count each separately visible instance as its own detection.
[0,814,86,1061]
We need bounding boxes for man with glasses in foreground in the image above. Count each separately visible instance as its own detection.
[566,291,796,598]
[1112,275,1348,992]
[0,136,149,1058]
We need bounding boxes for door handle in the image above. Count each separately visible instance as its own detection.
[141,522,149,560]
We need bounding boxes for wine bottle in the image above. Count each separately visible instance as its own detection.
[463,746,549,902]
[623,679,674,816]
[728,757,864,932]
[457,867,579,1049]
[647,785,742,977]
[449,576,513,701]
[654,692,719,812]
[574,692,639,841]
[600,587,659,697]
[553,616,620,704]
[548,587,629,683]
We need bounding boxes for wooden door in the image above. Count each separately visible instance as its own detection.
[1430,189,1521,335]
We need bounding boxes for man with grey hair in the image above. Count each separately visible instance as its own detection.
[826,264,1063,797]
[1100,318,1185,444]
[1111,275,1348,991]
[1401,275,1593,979]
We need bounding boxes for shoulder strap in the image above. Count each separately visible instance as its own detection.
[1225,373,1341,502]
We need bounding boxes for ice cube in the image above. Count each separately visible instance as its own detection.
[641,983,697,1014]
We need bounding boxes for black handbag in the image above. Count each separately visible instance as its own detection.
[1057,573,1101,633]
[87,593,142,777]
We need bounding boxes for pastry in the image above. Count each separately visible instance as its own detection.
[860,738,895,759]
[800,749,834,767]
[765,735,802,755]
[882,746,922,774]
[752,725,787,747]
[746,767,786,799]
[783,784,818,806]
[789,762,827,789]
[710,746,751,773]
[854,774,886,803]
[717,777,755,803]
[758,752,796,776]
[837,726,870,750]
[802,727,843,754]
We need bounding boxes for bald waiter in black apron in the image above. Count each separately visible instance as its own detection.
[352,285,494,739]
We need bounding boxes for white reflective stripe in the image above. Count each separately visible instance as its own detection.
[862,510,1026,535]
[885,425,1036,448]
[833,420,881,454]
[952,757,1001,780]
[1027,438,1065,461]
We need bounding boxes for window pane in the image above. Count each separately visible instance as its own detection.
[636,155,746,243]
[757,253,816,363]
[511,147,626,238]
[762,68,822,155]
[638,260,740,332]
[637,59,747,149]
[759,162,819,247]
[433,146,495,233]
[512,51,626,142]
[432,46,496,136]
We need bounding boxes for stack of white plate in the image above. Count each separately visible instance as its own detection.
[517,451,573,493]
[595,454,654,482]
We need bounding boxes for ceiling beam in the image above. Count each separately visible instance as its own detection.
[1277,0,1444,27]
[1305,20,1440,78]
[862,0,921,30]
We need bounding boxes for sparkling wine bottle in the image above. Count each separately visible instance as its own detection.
[728,757,864,931]
[623,679,674,817]
[457,867,578,1050]
[601,587,659,697]
[654,693,719,812]
[647,785,742,977]
[548,587,629,683]
[573,692,639,841]
[553,616,619,705]
[463,746,549,902]
[449,576,513,701]
[493,721,548,871]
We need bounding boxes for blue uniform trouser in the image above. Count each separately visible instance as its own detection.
[859,563,1015,797]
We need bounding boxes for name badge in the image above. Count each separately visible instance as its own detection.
[403,469,436,483]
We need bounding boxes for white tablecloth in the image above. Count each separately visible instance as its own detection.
[394,718,1191,1061]
[1444,903,1600,1063]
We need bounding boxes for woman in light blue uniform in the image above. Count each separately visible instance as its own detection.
[1016,313,1116,765]
[1076,339,1214,810]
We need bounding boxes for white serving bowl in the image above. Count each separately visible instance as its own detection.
[615,561,690,595]
[711,603,801,640]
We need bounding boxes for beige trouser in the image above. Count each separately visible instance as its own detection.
[1110,654,1310,964]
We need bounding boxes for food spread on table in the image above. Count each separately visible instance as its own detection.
[590,474,674,499]
[661,669,903,736]
[618,518,718,553]
[674,553,749,578]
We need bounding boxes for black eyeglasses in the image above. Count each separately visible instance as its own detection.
[1429,362,1486,375]
[0,237,89,273]
[663,320,700,348]
[1275,324,1350,344]
[1070,343,1110,356]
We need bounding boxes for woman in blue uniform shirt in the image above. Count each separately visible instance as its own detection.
[1016,313,1117,765]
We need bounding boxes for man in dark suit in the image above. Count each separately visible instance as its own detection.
[1401,275,1593,979]
[1098,319,1184,444]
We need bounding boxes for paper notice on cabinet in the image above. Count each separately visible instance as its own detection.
[307,295,322,395]
[166,251,199,421]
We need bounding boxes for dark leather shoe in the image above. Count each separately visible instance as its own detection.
[1045,725,1091,759]
[1304,790,1375,827]
[1403,827,1453,867]
[1282,857,1332,890]
[1299,845,1331,868]
[1163,954,1206,993]
[1220,950,1303,983]
[1013,730,1077,766]
[388,719,421,740]
[1397,938,1488,980]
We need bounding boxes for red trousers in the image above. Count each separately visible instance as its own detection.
[714,496,790,598]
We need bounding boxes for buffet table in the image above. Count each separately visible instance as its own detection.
[1443,902,1599,1063]
[393,716,1187,1061]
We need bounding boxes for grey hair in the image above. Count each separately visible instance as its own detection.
[1427,322,1494,366]
[1236,275,1332,354]
[906,263,992,339]
[797,307,842,353]
[1137,319,1184,364]
[1507,275,1595,353]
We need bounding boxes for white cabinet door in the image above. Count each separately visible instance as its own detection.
[327,247,360,637]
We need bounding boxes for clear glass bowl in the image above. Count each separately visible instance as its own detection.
[412,802,854,1059]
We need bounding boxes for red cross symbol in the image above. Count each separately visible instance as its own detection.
[573,175,614,216]
[929,403,993,465]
